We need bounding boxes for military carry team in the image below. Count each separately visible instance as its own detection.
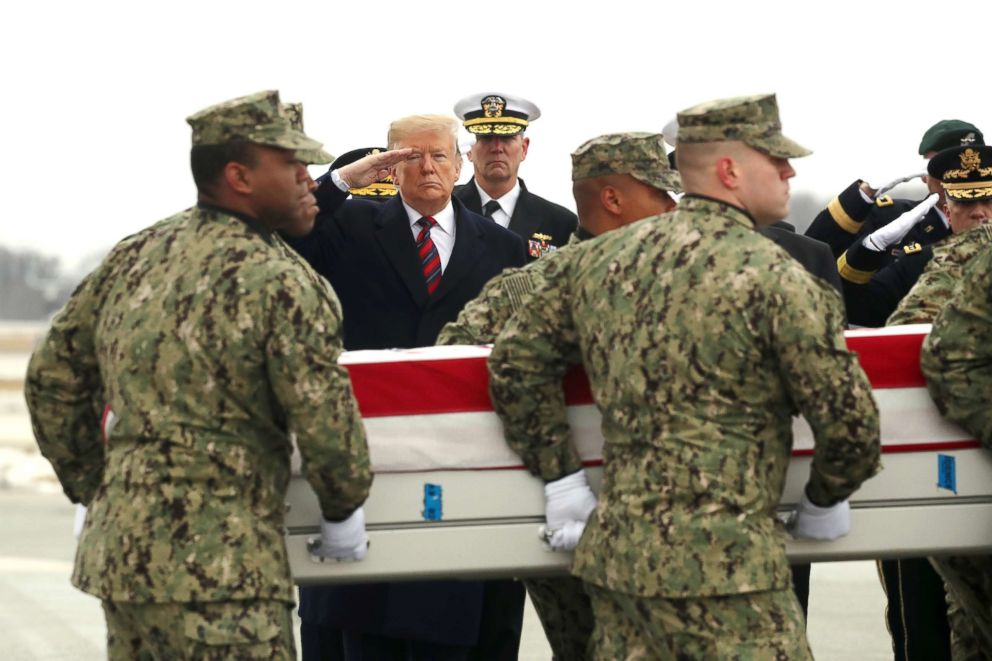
[24,89,992,659]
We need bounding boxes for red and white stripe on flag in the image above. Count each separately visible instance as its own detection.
[338,324,978,473]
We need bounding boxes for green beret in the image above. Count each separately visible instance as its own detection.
[918,120,984,156]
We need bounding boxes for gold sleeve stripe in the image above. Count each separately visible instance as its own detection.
[837,253,875,284]
[827,197,862,234]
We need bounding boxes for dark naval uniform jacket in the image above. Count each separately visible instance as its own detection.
[455,177,577,261]
[285,184,528,653]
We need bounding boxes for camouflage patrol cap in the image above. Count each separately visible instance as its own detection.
[282,102,334,165]
[918,119,984,156]
[676,94,811,159]
[186,90,331,165]
[571,132,682,193]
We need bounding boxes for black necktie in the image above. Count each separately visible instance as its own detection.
[482,200,501,218]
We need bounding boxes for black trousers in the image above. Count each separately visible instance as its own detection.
[301,579,525,661]
[878,557,952,661]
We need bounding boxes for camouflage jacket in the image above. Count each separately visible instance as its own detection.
[24,205,372,604]
[921,245,992,450]
[488,195,881,598]
[437,234,582,345]
[887,224,992,326]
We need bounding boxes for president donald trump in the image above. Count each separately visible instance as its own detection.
[287,114,527,659]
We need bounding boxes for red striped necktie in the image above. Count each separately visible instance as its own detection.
[416,216,442,295]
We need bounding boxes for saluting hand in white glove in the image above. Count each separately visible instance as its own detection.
[862,193,940,252]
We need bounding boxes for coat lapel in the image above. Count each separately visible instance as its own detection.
[374,197,429,307]
[454,179,483,214]
[507,179,541,244]
[431,197,483,304]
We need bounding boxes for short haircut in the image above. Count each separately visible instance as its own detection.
[189,141,258,191]
[387,115,460,154]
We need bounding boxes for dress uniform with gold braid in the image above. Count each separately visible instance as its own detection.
[453,93,577,261]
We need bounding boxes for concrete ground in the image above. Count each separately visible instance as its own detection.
[0,489,898,660]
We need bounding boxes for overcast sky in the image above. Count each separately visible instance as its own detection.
[3,0,990,269]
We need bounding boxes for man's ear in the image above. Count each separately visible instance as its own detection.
[600,185,622,215]
[520,136,530,162]
[714,156,740,190]
[224,161,253,195]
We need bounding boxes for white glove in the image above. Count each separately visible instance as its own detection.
[862,193,939,252]
[787,491,850,541]
[73,504,87,540]
[539,521,586,551]
[872,173,926,200]
[543,471,597,551]
[315,507,369,561]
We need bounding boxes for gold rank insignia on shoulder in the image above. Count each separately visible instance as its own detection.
[875,195,894,207]
[902,242,923,254]
[528,233,556,258]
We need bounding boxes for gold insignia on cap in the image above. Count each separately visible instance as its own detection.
[942,148,992,180]
[962,148,981,171]
[482,95,506,119]
[903,242,923,254]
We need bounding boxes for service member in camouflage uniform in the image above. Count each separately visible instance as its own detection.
[873,145,992,661]
[915,147,992,661]
[488,94,882,659]
[439,132,680,659]
[24,90,374,661]
[438,132,680,347]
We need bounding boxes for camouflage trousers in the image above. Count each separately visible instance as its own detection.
[524,576,595,660]
[102,598,295,661]
[930,555,992,661]
[584,583,812,661]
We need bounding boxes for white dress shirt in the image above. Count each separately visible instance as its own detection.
[474,179,521,230]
